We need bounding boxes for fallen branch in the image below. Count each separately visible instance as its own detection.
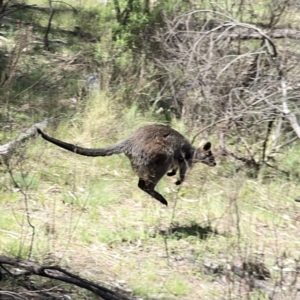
[211,29,300,41]
[0,119,50,156]
[0,255,133,300]
[2,3,77,14]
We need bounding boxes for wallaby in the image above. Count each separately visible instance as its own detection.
[37,125,216,206]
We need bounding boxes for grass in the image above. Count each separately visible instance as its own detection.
[1,92,300,299]
[1,1,300,298]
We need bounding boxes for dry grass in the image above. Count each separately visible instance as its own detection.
[1,1,300,299]
[1,93,300,299]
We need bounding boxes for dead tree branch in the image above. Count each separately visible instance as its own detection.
[0,255,133,300]
[0,119,50,157]
[222,29,300,41]
[154,7,300,175]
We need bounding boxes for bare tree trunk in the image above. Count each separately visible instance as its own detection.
[281,77,300,138]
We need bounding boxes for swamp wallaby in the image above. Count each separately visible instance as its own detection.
[37,125,216,206]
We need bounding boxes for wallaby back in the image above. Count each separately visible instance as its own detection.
[37,124,216,206]
[123,124,191,165]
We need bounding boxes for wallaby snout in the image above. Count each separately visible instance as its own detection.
[203,159,216,167]
[198,153,216,167]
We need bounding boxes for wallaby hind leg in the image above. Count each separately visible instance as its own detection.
[138,179,168,206]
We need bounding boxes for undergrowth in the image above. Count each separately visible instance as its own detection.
[1,91,300,299]
[1,1,300,299]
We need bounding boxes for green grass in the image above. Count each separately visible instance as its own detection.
[1,1,300,298]
[1,93,300,299]
[2,97,300,297]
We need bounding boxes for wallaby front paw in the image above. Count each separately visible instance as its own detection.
[175,180,181,185]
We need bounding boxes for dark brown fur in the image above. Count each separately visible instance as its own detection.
[37,125,216,206]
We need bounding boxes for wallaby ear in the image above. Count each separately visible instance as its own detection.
[199,140,211,151]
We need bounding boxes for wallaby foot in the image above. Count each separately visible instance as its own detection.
[167,169,182,184]
[166,169,182,185]
[167,169,176,176]
[138,179,168,206]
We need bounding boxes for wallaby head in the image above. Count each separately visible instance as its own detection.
[168,139,216,186]
[37,124,216,206]
[193,140,216,166]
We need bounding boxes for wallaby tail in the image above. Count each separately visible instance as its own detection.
[37,128,126,157]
